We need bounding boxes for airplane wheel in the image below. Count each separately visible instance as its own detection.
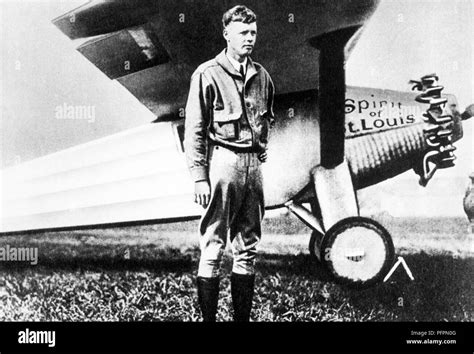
[320,217,395,288]
[309,230,324,262]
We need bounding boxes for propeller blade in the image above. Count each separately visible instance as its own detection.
[461,104,474,120]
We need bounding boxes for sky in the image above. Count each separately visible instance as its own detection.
[0,0,473,217]
[0,0,156,168]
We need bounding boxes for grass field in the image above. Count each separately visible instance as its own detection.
[0,215,472,321]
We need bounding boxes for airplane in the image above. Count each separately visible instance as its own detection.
[1,0,472,288]
[464,172,474,232]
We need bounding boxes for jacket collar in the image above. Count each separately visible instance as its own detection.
[215,49,258,83]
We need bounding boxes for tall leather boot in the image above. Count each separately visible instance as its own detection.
[197,276,219,322]
[231,272,255,322]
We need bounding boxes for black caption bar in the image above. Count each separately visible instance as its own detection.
[0,321,472,353]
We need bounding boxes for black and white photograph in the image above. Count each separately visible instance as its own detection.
[0,0,472,351]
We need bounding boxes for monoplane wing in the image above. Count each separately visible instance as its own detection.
[52,0,380,119]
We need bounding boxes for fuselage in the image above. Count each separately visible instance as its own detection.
[263,86,461,206]
[0,86,463,233]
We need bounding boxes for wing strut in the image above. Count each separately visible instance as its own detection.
[310,26,361,168]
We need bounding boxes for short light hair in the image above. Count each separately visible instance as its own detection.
[222,5,257,28]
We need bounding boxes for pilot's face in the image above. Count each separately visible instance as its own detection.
[224,21,257,59]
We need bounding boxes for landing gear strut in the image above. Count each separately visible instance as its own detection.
[288,27,396,288]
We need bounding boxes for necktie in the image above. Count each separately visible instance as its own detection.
[239,64,246,81]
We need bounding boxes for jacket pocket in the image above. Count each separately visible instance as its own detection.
[213,111,241,139]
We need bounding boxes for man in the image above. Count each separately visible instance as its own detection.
[184,5,275,322]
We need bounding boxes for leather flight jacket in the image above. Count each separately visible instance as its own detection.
[185,49,275,182]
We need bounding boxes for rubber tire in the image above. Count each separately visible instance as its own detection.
[320,216,395,289]
[309,230,324,262]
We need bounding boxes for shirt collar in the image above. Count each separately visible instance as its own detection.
[215,49,257,82]
[225,50,247,75]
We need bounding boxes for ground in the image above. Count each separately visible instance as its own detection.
[0,215,472,321]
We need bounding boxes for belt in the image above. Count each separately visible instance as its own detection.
[210,141,261,154]
[211,144,261,167]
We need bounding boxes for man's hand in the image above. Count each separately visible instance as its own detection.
[194,180,211,208]
[257,150,268,163]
